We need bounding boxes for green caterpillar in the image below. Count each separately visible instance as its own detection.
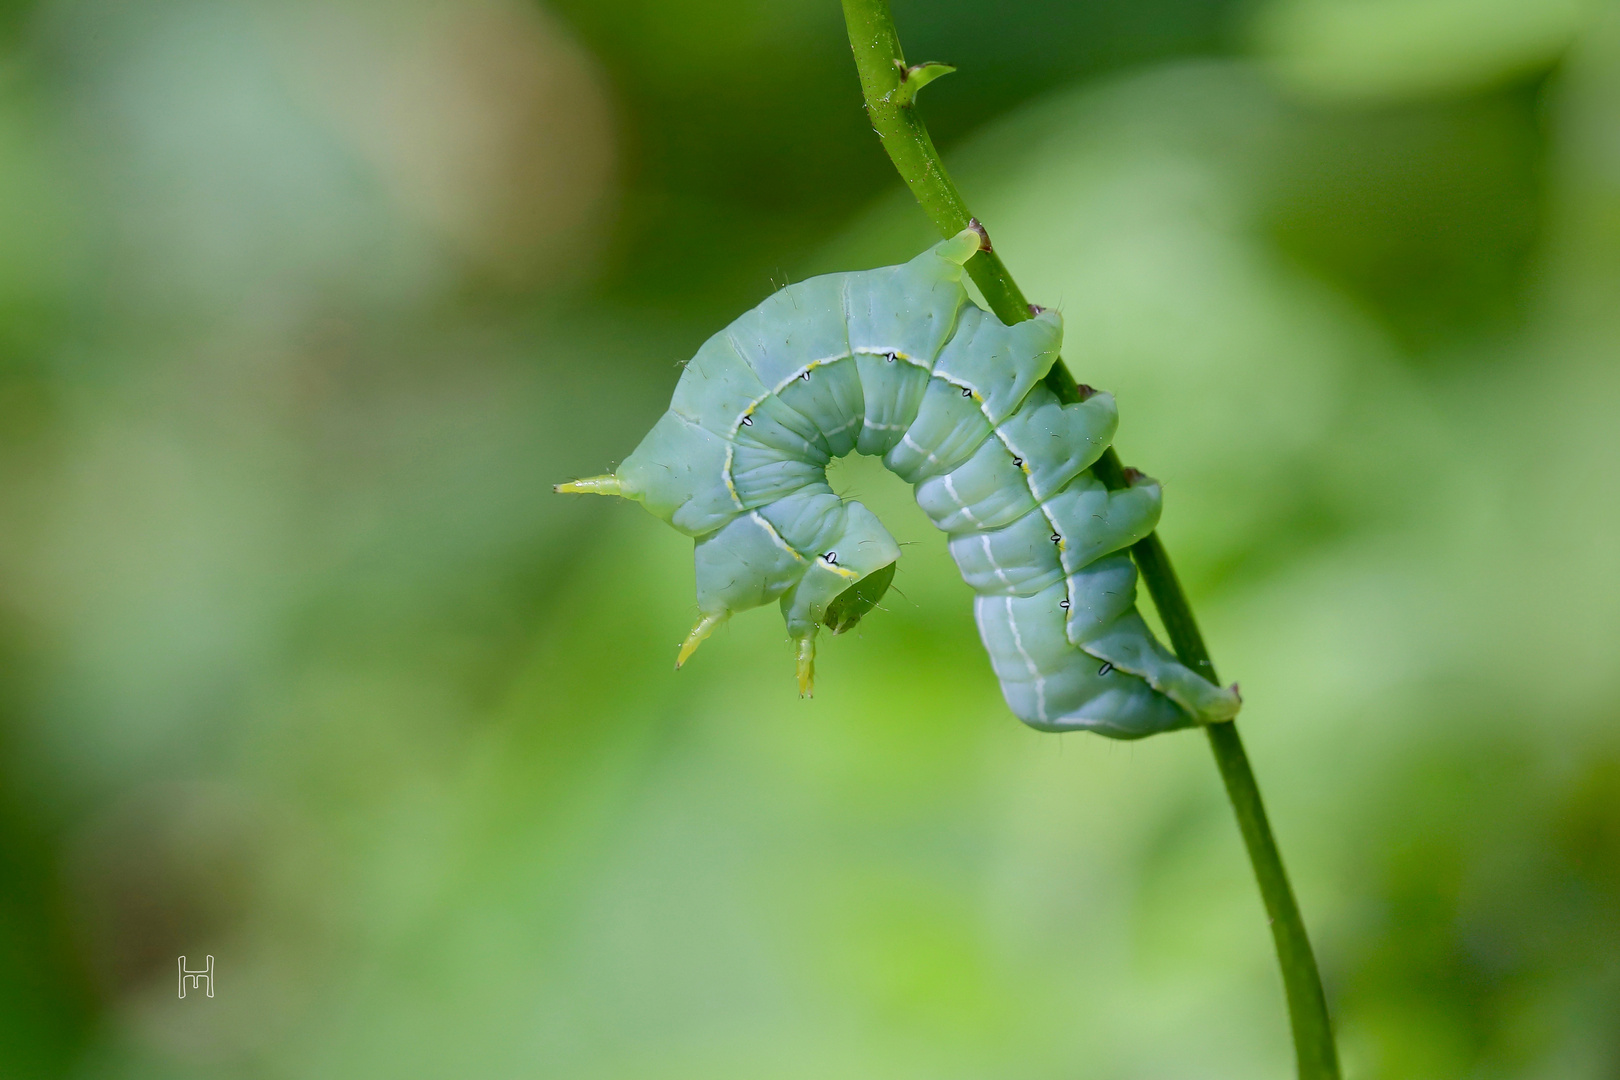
[559,230,1239,738]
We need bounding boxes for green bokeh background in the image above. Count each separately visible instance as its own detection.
[1,1,1618,1077]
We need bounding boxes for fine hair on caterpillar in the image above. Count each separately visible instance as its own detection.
[557,230,1240,739]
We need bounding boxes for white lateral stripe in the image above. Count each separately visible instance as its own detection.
[935,373,982,399]
[1004,596,1047,722]
[988,417,1068,570]
[731,396,766,436]
[1034,496,1072,556]
[942,474,983,526]
[991,426,1043,503]
[772,354,852,395]
[854,346,928,369]
[980,534,1012,587]
[900,432,940,467]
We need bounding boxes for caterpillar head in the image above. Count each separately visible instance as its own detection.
[821,561,897,635]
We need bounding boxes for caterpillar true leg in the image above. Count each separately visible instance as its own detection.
[675,611,726,669]
[796,635,816,698]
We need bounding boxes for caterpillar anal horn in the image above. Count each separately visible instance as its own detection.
[555,474,622,496]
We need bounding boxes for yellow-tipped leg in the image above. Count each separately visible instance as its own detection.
[795,636,816,698]
[675,612,726,670]
[554,474,622,496]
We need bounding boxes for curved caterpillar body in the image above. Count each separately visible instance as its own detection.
[559,231,1239,738]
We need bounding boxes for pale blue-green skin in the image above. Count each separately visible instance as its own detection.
[612,235,1239,738]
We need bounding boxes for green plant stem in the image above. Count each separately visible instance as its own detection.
[841,2,1340,1076]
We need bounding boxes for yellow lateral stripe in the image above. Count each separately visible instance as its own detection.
[720,445,744,508]
[751,512,806,563]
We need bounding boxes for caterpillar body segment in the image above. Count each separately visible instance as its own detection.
[562,231,1239,738]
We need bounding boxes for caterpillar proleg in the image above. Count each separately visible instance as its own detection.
[558,230,1240,738]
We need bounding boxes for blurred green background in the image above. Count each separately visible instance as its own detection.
[1,0,1617,1076]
